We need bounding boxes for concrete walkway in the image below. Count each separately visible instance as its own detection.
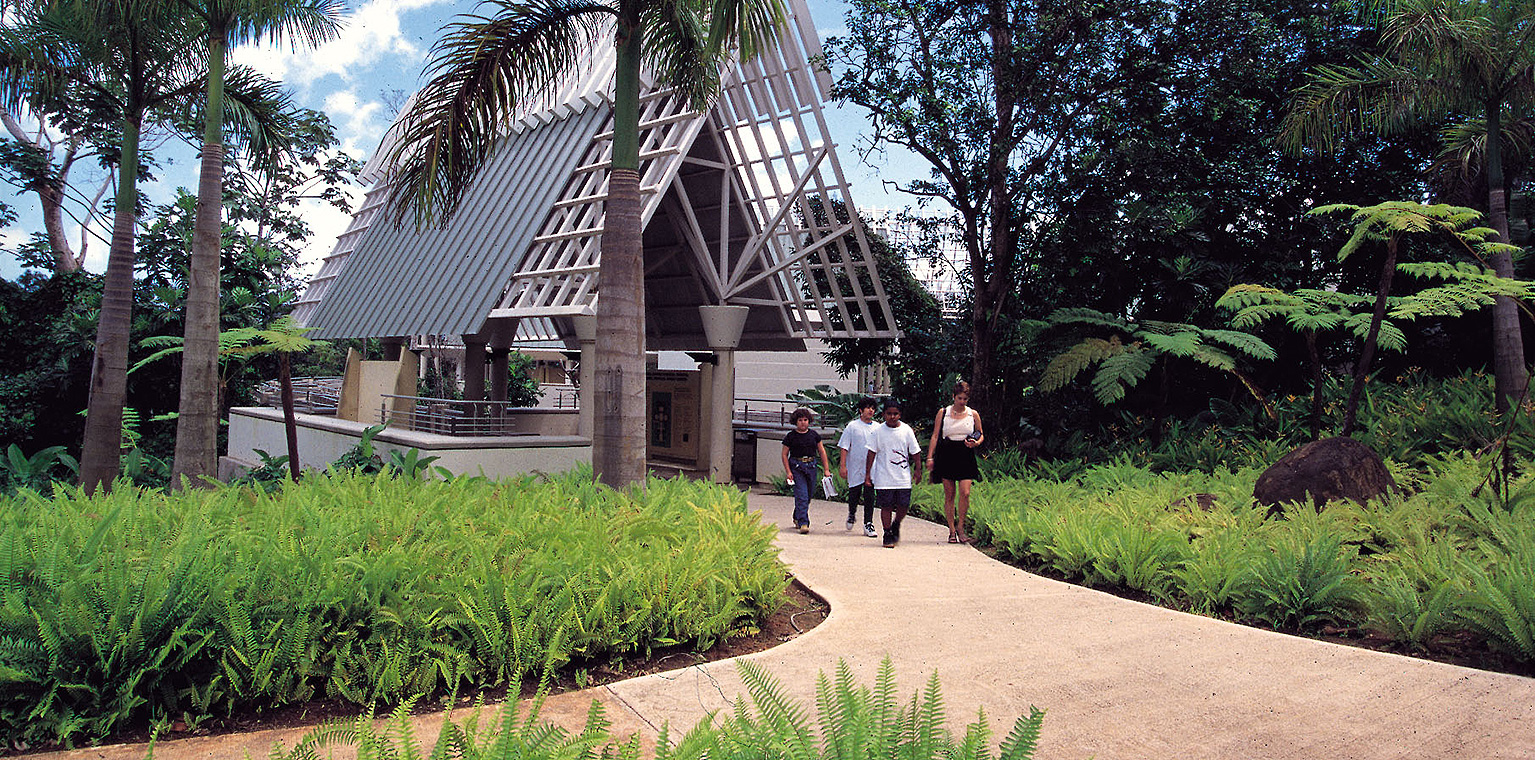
[44,493,1535,759]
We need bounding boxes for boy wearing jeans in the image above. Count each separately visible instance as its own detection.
[863,399,923,548]
[837,397,880,538]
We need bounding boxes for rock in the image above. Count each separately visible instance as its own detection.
[1253,436,1397,516]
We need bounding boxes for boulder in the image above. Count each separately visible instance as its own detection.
[1253,436,1397,516]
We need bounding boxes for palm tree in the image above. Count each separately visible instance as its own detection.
[1279,0,1535,417]
[0,0,205,493]
[169,0,342,487]
[384,0,786,488]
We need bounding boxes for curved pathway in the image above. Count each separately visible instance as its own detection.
[44,493,1535,759]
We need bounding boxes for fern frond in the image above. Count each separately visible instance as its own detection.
[1201,329,1276,360]
[1140,331,1203,357]
[1090,346,1154,404]
[997,706,1046,760]
[1040,337,1122,393]
[1045,307,1127,330]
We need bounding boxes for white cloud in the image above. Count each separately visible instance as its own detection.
[323,90,387,155]
[232,0,453,91]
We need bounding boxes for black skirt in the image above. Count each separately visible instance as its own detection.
[933,438,979,482]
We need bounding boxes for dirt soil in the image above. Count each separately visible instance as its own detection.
[8,579,827,757]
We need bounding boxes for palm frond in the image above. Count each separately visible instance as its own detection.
[384,0,613,228]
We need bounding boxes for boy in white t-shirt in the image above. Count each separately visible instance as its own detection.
[862,399,924,548]
[837,397,880,538]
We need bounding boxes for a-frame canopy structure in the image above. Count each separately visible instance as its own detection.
[292,0,898,353]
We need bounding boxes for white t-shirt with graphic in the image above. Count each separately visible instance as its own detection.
[865,421,921,490]
[836,419,878,465]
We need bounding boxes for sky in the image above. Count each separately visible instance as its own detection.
[0,0,930,280]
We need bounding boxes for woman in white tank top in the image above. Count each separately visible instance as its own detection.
[925,380,984,543]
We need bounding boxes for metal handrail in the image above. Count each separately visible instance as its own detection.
[377,395,539,436]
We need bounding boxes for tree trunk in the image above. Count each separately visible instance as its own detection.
[78,117,142,494]
[172,31,227,487]
[1483,105,1527,418]
[1307,330,1323,441]
[280,351,300,480]
[592,16,647,489]
[1342,236,1398,437]
[971,0,1015,419]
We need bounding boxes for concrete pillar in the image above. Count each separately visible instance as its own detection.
[462,336,487,402]
[700,305,749,483]
[490,348,510,403]
[573,315,597,437]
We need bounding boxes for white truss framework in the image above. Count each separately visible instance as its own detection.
[293,0,897,346]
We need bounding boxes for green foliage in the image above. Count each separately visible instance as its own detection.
[1234,534,1366,632]
[1039,309,1273,406]
[0,473,786,746]
[947,453,1535,663]
[0,444,77,494]
[271,659,1046,760]
[785,385,866,429]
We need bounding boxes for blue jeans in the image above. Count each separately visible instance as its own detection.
[790,460,818,526]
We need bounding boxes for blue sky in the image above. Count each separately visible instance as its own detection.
[0,0,928,280]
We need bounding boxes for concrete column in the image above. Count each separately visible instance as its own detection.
[462,337,487,402]
[490,348,510,403]
[700,305,749,483]
[573,315,597,437]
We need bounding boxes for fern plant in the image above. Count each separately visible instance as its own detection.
[1038,309,1274,428]
[1234,533,1367,632]
[265,659,1047,760]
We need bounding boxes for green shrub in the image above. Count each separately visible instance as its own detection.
[0,472,786,747]
[1233,534,1366,632]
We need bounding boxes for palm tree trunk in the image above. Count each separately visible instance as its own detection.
[172,31,227,487]
[78,117,142,494]
[1342,236,1398,437]
[1483,105,1527,418]
[592,15,647,488]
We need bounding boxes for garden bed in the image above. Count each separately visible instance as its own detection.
[0,472,795,750]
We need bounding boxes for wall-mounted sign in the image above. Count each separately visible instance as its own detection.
[647,370,701,463]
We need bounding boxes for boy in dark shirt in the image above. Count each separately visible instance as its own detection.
[780,407,831,533]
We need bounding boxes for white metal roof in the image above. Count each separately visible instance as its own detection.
[292,0,897,350]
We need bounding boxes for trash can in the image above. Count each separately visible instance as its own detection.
[732,428,759,482]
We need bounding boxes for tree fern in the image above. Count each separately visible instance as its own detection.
[1091,347,1155,403]
[1039,336,1122,393]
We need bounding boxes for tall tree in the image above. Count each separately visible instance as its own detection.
[0,0,205,493]
[384,0,786,488]
[1279,0,1535,417]
[169,0,341,486]
[824,0,1156,420]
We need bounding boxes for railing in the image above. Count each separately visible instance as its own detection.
[253,377,342,415]
[378,395,536,436]
[542,384,580,410]
[735,396,799,427]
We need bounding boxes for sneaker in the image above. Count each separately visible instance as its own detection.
[846,517,855,531]
[882,532,895,548]
[863,523,878,538]
[798,524,810,534]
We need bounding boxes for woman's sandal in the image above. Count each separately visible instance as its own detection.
[947,533,960,544]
